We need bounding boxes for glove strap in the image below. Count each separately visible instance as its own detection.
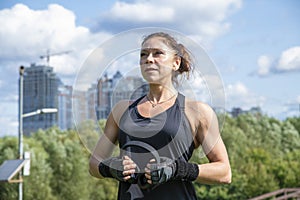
[174,160,199,181]
[98,160,114,178]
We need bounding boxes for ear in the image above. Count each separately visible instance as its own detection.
[173,56,181,71]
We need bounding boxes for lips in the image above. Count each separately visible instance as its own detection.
[144,67,158,72]
[142,64,158,72]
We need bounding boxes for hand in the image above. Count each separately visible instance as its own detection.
[101,156,137,182]
[122,156,138,183]
[144,157,176,185]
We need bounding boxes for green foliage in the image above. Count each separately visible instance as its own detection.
[0,137,19,200]
[194,114,300,199]
[0,125,118,200]
[0,115,299,199]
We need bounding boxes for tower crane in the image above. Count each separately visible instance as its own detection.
[40,49,72,66]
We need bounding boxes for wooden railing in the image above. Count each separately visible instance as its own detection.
[248,188,300,200]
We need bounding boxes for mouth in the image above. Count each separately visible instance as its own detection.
[144,67,158,72]
[143,65,158,72]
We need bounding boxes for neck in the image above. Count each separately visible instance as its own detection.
[148,83,177,103]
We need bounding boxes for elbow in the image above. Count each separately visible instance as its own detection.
[220,166,232,184]
[89,155,100,178]
[88,163,95,177]
[88,158,95,177]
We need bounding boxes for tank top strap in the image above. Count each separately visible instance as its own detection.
[177,93,185,111]
[129,95,146,109]
[129,93,185,110]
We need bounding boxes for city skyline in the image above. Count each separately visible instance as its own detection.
[19,62,149,135]
[0,0,299,136]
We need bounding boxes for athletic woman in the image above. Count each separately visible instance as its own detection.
[89,32,231,200]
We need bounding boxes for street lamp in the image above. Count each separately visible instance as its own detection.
[18,66,57,200]
[18,66,24,200]
[22,108,58,118]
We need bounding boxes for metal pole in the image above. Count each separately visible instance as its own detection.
[18,66,24,200]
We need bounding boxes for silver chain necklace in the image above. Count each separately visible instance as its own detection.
[146,93,177,108]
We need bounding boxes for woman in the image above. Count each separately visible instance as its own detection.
[89,32,231,200]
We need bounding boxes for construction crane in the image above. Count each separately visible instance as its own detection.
[40,49,72,66]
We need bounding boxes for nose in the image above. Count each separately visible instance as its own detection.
[145,53,154,64]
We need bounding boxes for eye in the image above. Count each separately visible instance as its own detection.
[153,50,164,56]
[140,52,147,57]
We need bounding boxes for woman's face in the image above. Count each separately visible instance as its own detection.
[140,37,180,84]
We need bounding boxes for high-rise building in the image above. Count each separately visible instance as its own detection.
[96,71,148,119]
[58,85,73,130]
[23,63,59,136]
[96,73,113,120]
[87,84,98,121]
[72,90,88,127]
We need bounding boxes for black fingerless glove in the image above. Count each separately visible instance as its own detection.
[98,157,125,182]
[149,158,199,185]
[173,159,199,181]
[149,157,176,185]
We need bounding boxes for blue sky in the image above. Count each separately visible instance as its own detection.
[0,0,299,137]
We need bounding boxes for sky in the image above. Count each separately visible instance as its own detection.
[0,0,299,137]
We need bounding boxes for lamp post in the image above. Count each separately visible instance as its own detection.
[18,66,58,200]
[18,66,24,200]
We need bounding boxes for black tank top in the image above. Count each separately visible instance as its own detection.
[117,93,197,200]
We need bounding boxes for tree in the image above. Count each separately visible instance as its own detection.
[1,115,300,199]
[0,137,18,200]
[23,137,56,200]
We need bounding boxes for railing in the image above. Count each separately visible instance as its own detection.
[249,188,300,200]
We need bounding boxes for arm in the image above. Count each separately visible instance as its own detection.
[144,102,231,186]
[89,101,137,180]
[89,112,119,178]
[195,103,231,184]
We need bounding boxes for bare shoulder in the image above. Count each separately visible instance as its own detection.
[184,97,215,120]
[110,99,134,126]
[184,97,218,147]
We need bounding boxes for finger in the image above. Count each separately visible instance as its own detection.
[123,170,136,177]
[146,159,156,169]
[144,172,151,180]
[123,175,134,181]
[123,163,137,171]
[123,155,131,160]
[123,158,135,165]
[123,169,136,176]
[144,167,150,174]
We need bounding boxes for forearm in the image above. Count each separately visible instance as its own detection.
[196,161,231,184]
[89,155,104,179]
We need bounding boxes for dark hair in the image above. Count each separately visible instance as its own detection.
[142,32,194,82]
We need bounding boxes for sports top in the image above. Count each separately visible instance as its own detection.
[117,93,197,200]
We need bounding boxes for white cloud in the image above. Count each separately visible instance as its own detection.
[97,0,242,46]
[257,55,272,76]
[107,2,174,22]
[225,82,265,110]
[0,4,111,77]
[0,102,18,137]
[0,4,114,136]
[256,46,300,76]
[276,46,300,72]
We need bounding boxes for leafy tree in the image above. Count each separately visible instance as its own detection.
[23,136,56,200]
[0,137,18,200]
[32,127,91,200]
[1,115,300,200]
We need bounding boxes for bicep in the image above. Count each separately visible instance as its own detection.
[91,100,129,161]
[195,104,228,163]
[91,112,119,162]
[205,137,229,164]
